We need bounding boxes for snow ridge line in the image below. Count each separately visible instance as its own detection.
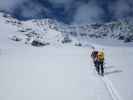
[101,77,123,100]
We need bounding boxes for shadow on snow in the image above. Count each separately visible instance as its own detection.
[104,69,123,76]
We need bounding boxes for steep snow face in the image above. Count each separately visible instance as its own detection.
[65,21,133,43]
[0,11,133,48]
[0,13,20,48]
[0,13,65,47]
[0,13,81,47]
[21,19,64,45]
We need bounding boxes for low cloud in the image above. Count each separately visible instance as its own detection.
[49,0,73,4]
[109,0,133,20]
[0,0,25,12]
[20,2,50,18]
[73,1,104,24]
[0,0,133,24]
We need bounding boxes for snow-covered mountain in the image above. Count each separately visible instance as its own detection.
[0,11,133,100]
[1,11,133,48]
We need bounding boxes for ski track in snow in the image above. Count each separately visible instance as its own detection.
[91,65,122,100]
[101,77,123,100]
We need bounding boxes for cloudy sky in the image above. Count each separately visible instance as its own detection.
[0,0,133,24]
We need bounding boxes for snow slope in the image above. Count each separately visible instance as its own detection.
[103,45,133,100]
[0,13,18,48]
[0,12,133,100]
[0,42,133,100]
[2,12,133,48]
[0,46,112,100]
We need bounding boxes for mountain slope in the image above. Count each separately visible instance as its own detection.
[0,12,133,100]
[0,13,19,48]
[0,46,113,100]
[0,40,133,100]
[1,12,133,48]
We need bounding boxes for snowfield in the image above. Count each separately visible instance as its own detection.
[0,43,133,100]
[0,46,112,100]
[0,12,133,100]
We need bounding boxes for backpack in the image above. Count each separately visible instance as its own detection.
[97,51,104,62]
[91,51,98,59]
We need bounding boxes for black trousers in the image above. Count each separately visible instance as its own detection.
[97,61,104,75]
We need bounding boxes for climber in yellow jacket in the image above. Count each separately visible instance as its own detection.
[96,50,105,76]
